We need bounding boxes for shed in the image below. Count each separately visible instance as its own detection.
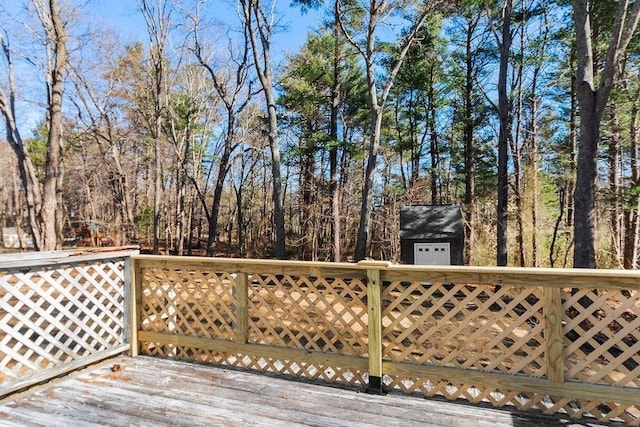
[2,227,35,250]
[400,205,464,265]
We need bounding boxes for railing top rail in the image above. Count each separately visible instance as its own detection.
[382,264,640,290]
[132,254,640,291]
[384,263,640,274]
[0,247,139,269]
[133,254,369,272]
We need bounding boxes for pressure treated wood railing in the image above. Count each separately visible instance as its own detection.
[0,249,137,397]
[131,255,640,425]
[2,252,638,424]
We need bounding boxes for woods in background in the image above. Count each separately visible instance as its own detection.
[2,0,640,268]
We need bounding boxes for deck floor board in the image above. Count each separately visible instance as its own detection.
[0,356,613,426]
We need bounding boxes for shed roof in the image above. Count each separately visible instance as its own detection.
[400,205,464,240]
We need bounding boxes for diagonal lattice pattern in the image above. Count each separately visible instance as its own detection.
[139,341,368,387]
[563,288,640,388]
[381,281,639,425]
[140,268,236,341]
[382,281,545,376]
[384,378,639,425]
[0,258,126,390]
[139,269,368,386]
[135,260,639,425]
[247,274,368,356]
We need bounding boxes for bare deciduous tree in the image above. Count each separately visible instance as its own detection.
[0,0,68,251]
[139,0,172,254]
[185,0,254,257]
[239,0,287,259]
[335,0,447,261]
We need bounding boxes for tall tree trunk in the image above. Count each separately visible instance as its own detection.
[513,0,532,267]
[513,132,524,266]
[573,87,599,268]
[242,0,286,259]
[266,89,286,259]
[571,0,640,268]
[354,105,382,261]
[529,1,550,267]
[300,143,316,258]
[140,0,171,255]
[530,93,540,267]
[353,2,383,262]
[512,24,524,267]
[609,102,622,267]
[329,145,341,261]
[329,2,343,262]
[428,64,439,205]
[624,87,640,268]
[463,19,475,266]
[344,1,434,262]
[37,0,67,251]
[152,103,163,253]
[567,57,577,228]
[207,118,235,257]
[330,6,342,262]
[496,0,513,266]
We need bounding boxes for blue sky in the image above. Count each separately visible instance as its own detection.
[91,0,324,58]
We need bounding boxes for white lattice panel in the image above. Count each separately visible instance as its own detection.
[0,254,130,395]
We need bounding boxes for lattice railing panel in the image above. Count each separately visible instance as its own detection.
[232,355,366,385]
[140,340,368,387]
[563,288,640,388]
[383,377,639,424]
[0,256,128,392]
[382,281,545,376]
[140,268,235,341]
[381,280,640,425]
[133,258,640,425]
[138,268,369,386]
[247,274,368,356]
[383,377,638,424]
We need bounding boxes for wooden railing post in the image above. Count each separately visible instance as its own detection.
[234,272,249,345]
[360,261,390,395]
[123,255,132,347]
[129,257,142,357]
[544,286,564,383]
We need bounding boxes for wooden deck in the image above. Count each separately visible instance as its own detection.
[0,356,613,427]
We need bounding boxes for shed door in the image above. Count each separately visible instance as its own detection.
[414,243,451,265]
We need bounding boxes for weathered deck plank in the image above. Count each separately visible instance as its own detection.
[0,356,613,426]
